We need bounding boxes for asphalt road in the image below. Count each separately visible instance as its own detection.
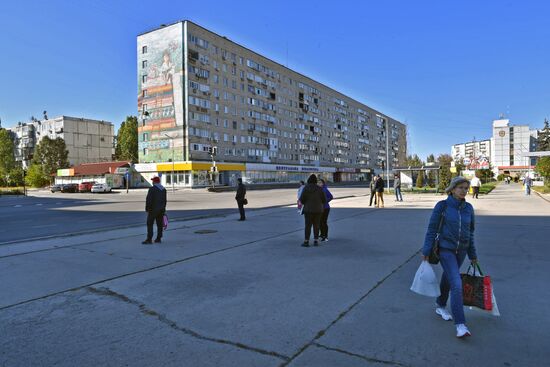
[0,187,369,244]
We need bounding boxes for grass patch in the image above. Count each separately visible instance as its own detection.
[0,187,24,195]
[533,185,550,194]
[479,181,498,195]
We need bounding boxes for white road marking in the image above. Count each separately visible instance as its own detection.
[31,224,59,228]
[14,205,22,208]
[35,203,43,206]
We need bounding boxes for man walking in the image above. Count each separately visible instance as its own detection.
[142,176,167,244]
[394,174,403,202]
[523,175,533,196]
[375,174,385,208]
[236,178,247,221]
[369,175,378,207]
[470,175,481,199]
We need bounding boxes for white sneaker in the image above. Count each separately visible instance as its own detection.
[436,307,453,321]
[456,324,471,338]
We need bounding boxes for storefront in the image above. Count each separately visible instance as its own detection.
[55,162,137,188]
[243,163,336,184]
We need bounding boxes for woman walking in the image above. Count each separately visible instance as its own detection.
[318,179,333,242]
[422,176,478,338]
[299,174,326,247]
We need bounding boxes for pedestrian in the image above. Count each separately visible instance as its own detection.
[318,179,333,242]
[470,175,481,199]
[375,174,385,208]
[297,180,305,213]
[369,175,378,207]
[421,176,478,338]
[394,174,403,202]
[299,174,327,247]
[523,175,532,196]
[236,178,247,221]
[142,176,167,245]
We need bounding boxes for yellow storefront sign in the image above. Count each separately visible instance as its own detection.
[57,168,74,176]
[156,161,245,172]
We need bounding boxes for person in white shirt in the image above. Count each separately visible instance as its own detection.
[470,176,481,199]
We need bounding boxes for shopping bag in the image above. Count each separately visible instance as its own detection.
[466,288,501,317]
[163,214,169,230]
[410,261,440,297]
[461,263,492,311]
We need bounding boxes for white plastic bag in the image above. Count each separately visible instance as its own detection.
[410,261,441,297]
[468,288,500,317]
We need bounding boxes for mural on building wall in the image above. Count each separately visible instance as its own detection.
[138,24,185,163]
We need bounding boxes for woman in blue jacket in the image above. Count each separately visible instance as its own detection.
[319,179,333,242]
[422,176,478,338]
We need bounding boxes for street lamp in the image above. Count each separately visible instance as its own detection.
[163,133,175,193]
[385,119,390,193]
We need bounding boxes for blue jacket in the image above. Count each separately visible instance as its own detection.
[322,186,333,209]
[422,195,477,259]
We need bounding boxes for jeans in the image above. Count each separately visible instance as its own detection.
[369,191,377,206]
[320,208,330,238]
[437,248,467,325]
[525,185,531,196]
[304,212,322,241]
[395,187,403,201]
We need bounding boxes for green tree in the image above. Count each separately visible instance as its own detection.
[115,116,138,162]
[535,156,550,183]
[453,158,466,177]
[416,171,425,188]
[405,154,424,167]
[25,163,49,188]
[32,137,69,176]
[438,154,453,191]
[7,166,25,186]
[426,154,436,186]
[0,128,16,185]
[537,119,550,151]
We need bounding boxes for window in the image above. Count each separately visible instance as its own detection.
[142,75,147,83]
[142,46,147,54]
[142,60,148,68]
[224,133,228,142]
[143,90,148,97]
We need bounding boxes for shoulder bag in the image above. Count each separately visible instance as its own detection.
[428,202,447,265]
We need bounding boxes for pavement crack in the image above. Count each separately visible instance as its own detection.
[86,286,290,362]
[280,250,420,367]
[312,343,411,367]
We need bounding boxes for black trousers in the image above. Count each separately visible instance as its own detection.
[237,200,246,219]
[369,191,377,206]
[473,186,480,199]
[146,211,164,240]
[304,212,322,241]
[320,207,330,238]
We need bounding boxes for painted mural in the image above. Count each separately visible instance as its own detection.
[138,23,185,163]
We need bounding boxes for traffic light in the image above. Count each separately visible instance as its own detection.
[208,147,213,155]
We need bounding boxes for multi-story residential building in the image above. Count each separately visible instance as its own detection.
[491,119,537,177]
[136,21,407,187]
[8,116,115,168]
[451,139,492,169]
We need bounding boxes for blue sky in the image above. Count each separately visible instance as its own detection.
[1,0,548,160]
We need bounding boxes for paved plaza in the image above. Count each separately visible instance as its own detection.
[1,183,549,366]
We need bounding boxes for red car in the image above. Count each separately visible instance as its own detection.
[78,181,96,192]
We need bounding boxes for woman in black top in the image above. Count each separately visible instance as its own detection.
[299,174,327,247]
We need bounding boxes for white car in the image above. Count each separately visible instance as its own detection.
[91,183,112,193]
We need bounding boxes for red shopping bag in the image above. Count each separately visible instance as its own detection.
[461,263,493,311]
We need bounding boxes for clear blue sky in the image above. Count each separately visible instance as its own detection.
[1,0,549,160]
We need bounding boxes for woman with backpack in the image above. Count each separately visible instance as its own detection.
[422,176,478,338]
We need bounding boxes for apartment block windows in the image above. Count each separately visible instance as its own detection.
[142,60,148,68]
[142,75,147,83]
[188,34,209,49]
[143,90,148,98]
[142,46,147,54]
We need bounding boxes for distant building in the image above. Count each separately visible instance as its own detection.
[55,161,146,188]
[136,20,407,187]
[491,119,537,177]
[451,139,492,169]
[7,116,115,168]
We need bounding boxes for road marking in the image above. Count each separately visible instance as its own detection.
[55,202,62,205]
[35,204,43,206]
[13,205,22,208]
[31,224,59,228]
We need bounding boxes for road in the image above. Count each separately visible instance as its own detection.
[0,187,369,244]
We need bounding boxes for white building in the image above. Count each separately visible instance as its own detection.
[490,119,538,177]
[451,139,491,169]
[8,116,115,168]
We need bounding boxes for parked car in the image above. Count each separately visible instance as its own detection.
[91,183,112,193]
[61,184,79,193]
[78,181,96,192]
[50,184,63,193]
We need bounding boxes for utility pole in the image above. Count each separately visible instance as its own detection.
[210,146,217,189]
[386,119,390,193]
[163,133,175,193]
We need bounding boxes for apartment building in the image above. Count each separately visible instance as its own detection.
[491,119,537,176]
[8,116,115,168]
[451,139,491,169]
[136,21,407,187]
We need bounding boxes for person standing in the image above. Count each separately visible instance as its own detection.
[142,176,167,244]
[297,180,305,213]
[375,174,385,208]
[369,175,378,207]
[421,176,478,338]
[394,174,403,202]
[236,178,247,221]
[523,175,533,196]
[299,174,326,247]
[470,175,481,199]
[319,179,333,242]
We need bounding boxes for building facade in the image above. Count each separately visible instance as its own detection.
[451,139,491,169]
[491,119,537,176]
[137,21,407,187]
[8,116,115,168]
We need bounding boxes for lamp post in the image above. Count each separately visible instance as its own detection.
[385,119,390,193]
[163,133,175,193]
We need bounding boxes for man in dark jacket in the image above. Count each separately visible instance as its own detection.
[299,174,326,247]
[143,176,167,244]
[375,175,385,208]
[235,178,247,221]
[369,175,378,206]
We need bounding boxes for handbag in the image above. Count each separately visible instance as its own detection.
[461,263,493,311]
[428,202,447,265]
[243,198,248,205]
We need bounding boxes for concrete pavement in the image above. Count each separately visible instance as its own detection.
[1,183,549,366]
